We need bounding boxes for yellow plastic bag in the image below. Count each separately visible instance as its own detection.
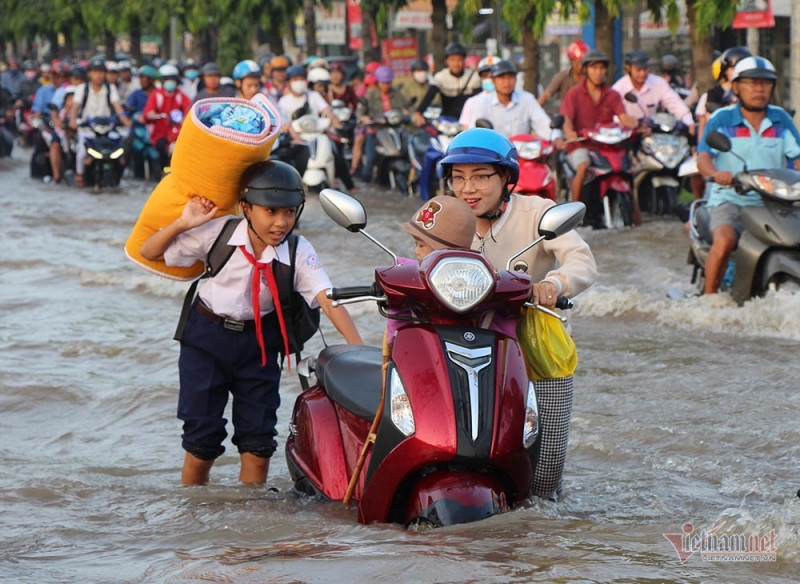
[516,307,578,381]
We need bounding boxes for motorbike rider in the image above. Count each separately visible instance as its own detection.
[538,40,589,108]
[398,59,430,110]
[277,65,355,192]
[611,50,695,132]
[125,65,158,180]
[117,61,139,102]
[138,160,363,486]
[232,60,263,101]
[696,46,751,140]
[327,63,357,110]
[556,50,638,208]
[105,61,120,91]
[68,57,131,188]
[194,62,235,102]
[354,65,412,183]
[697,56,800,295]
[1,59,24,98]
[264,56,290,100]
[17,60,41,102]
[440,127,596,499]
[308,68,332,104]
[31,64,57,117]
[462,60,552,139]
[458,56,500,129]
[143,63,191,176]
[180,59,200,101]
[413,43,481,126]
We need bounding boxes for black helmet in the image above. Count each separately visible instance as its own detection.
[660,54,680,73]
[720,46,752,73]
[490,60,517,78]
[69,65,87,80]
[582,49,610,68]
[87,57,106,72]
[241,160,306,209]
[201,62,222,76]
[410,58,428,72]
[444,43,467,58]
[624,50,650,68]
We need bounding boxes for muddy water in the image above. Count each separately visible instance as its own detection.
[1,152,799,583]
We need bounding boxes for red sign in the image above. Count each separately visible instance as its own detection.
[732,0,775,29]
[381,37,418,77]
[347,0,363,50]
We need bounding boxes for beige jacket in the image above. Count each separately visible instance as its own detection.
[474,194,597,298]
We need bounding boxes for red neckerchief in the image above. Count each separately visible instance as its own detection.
[238,246,291,366]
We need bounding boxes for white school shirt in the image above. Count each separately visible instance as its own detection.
[73,82,120,120]
[164,217,332,320]
[278,90,330,121]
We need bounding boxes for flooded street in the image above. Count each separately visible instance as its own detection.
[2,149,800,583]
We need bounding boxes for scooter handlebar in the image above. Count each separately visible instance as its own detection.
[555,296,574,310]
[328,284,379,300]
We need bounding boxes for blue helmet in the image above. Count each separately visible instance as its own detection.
[440,128,519,184]
[286,65,306,79]
[233,59,260,80]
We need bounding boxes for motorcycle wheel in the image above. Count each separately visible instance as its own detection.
[604,190,633,229]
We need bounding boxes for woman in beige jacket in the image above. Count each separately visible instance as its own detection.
[440,128,597,500]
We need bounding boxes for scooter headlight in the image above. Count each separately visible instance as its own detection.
[294,116,325,133]
[513,140,542,160]
[389,368,415,436]
[750,175,800,201]
[434,119,461,136]
[588,126,632,144]
[428,257,494,313]
[109,147,125,160]
[643,134,689,169]
[87,147,103,160]
[333,107,351,122]
[523,381,539,448]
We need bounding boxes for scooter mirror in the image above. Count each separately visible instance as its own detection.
[320,189,367,232]
[475,118,494,129]
[624,91,639,104]
[538,201,586,240]
[705,131,731,153]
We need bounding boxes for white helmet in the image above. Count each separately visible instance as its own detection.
[307,68,331,84]
[731,56,777,83]
[158,63,180,79]
[477,56,500,75]
[106,61,120,72]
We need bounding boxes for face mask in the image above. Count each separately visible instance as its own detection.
[413,71,428,83]
[290,80,307,95]
[163,80,178,92]
[24,71,37,81]
[482,79,495,93]
[184,70,198,81]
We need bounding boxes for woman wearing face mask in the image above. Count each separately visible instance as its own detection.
[400,59,433,109]
[458,56,499,129]
[143,64,191,176]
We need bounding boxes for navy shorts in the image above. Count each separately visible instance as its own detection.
[177,305,284,460]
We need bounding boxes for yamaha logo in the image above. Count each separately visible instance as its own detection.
[463,332,476,342]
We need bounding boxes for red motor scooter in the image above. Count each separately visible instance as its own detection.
[510,133,557,200]
[285,189,585,527]
[561,122,637,229]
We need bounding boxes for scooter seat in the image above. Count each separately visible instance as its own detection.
[316,345,384,421]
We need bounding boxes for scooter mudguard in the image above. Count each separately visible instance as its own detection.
[515,162,555,200]
[286,386,350,500]
[404,471,509,526]
[303,168,328,188]
[599,175,631,198]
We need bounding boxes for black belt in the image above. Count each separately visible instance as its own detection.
[195,301,275,332]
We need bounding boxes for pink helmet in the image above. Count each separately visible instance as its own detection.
[464,55,481,70]
[567,41,590,61]
[365,61,381,74]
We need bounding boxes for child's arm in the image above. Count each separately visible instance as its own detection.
[315,291,364,345]
[139,197,218,261]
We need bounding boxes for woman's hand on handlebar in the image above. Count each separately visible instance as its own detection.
[531,281,559,309]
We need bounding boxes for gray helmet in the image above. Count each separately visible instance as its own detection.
[410,58,428,72]
[581,50,610,68]
[720,46,752,73]
[660,54,680,73]
[444,43,467,58]
[490,60,517,78]
[241,160,306,210]
[624,50,650,68]
[87,57,106,72]
[201,62,222,76]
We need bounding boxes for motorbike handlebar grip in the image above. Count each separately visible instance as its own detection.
[328,285,376,300]
[555,296,574,310]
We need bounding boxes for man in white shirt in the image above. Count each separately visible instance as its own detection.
[611,51,694,130]
[68,57,130,187]
[463,60,552,139]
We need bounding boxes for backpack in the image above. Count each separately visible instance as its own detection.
[173,218,321,356]
[79,82,114,118]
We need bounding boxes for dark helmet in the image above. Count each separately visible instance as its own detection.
[440,128,520,184]
[624,50,650,68]
[581,49,610,68]
[660,54,680,73]
[444,42,467,58]
[87,57,106,72]
[286,64,307,79]
[241,160,306,210]
[69,65,87,81]
[410,58,428,72]
[490,60,517,78]
[201,62,222,76]
[720,46,752,73]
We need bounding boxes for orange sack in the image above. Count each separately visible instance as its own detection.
[124,94,282,280]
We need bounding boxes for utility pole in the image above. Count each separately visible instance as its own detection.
[792,0,800,123]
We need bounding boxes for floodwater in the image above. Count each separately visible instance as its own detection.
[2,150,800,583]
